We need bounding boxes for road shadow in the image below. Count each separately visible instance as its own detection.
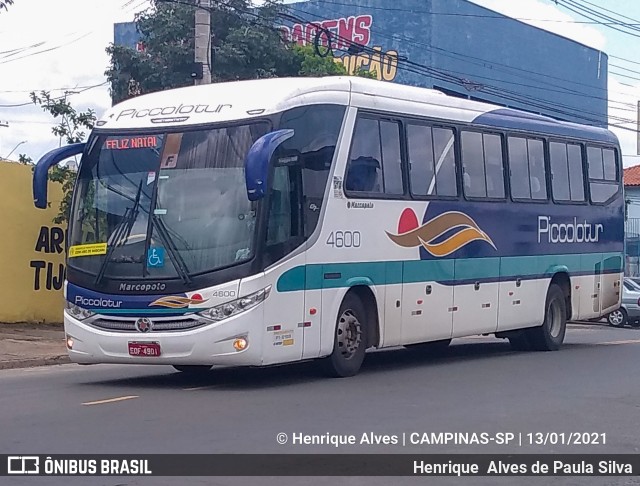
[76,338,599,392]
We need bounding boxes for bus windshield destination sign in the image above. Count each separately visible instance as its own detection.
[104,136,159,150]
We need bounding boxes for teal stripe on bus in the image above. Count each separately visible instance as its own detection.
[275,252,623,293]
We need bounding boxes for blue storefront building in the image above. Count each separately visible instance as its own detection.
[114,0,608,127]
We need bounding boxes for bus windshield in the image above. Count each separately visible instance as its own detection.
[68,123,269,281]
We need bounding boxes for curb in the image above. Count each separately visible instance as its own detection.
[0,354,71,370]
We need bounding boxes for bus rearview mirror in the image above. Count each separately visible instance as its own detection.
[33,143,86,209]
[244,129,294,202]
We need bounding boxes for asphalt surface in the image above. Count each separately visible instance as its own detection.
[3,322,640,486]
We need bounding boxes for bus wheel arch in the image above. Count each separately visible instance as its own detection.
[509,282,567,352]
[348,285,380,349]
[322,286,379,377]
[550,271,572,321]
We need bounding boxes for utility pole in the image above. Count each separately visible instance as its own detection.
[0,121,8,157]
[194,0,212,85]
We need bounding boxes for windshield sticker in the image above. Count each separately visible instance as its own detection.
[153,209,168,215]
[68,243,108,258]
[147,172,156,185]
[160,133,183,169]
[333,176,343,198]
[147,247,165,268]
[104,136,159,150]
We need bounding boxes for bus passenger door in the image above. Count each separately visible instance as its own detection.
[600,254,623,315]
[261,165,305,365]
[401,261,454,344]
[452,258,500,337]
[578,253,603,319]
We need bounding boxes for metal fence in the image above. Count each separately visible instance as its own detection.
[626,218,640,277]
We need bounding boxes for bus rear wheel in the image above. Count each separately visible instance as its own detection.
[322,293,369,378]
[514,284,566,352]
[173,365,212,374]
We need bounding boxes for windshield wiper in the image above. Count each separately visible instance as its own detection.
[94,180,143,285]
[151,214,192,285]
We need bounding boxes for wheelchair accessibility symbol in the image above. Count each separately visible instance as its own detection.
[147,247,165,268]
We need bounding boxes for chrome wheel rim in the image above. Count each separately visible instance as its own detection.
[609,310,624,326]
[337,309,362,360]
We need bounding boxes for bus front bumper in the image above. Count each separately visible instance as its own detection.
[63,310,264,367]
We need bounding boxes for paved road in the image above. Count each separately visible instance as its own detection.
[3,322,640,486]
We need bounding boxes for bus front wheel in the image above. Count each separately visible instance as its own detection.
[322,293,369,378]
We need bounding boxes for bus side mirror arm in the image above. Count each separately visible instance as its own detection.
[33,143,86,209]
[244,129,294,202]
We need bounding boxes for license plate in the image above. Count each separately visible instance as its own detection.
[128,342,161,357]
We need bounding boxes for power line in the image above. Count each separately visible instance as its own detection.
[0,83,112,94]
[286,1,640,99]
[0,82,109,108]
[576,0,640,24]
[282,0,640,109]
[554,0,640,38]
[279,0,640,115]
[265,1,640,132]
[315,0,640,25]
[0,32,94,65]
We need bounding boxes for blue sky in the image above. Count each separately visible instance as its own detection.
[1,0,640,166]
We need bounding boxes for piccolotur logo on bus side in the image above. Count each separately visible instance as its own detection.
[386,208,496,257]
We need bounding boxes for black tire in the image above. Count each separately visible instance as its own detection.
[322,293,369,378]
[405,339,451,353]
[607,308,628,328]
[173,365,212,374]
[630,320,640,329]
[525,284,567,351]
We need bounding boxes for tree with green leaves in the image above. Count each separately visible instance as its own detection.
[105,0,356,104]
[29,91,96,224]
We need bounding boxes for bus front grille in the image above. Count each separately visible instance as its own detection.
[88,317,209,332]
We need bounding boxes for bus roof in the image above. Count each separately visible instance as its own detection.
[97,76,618,145]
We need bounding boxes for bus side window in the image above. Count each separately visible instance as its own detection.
[588,146,619,204]
[508,137,546,201]
[567,144,585,202]
[346,118,383,194]
[461,131,504,199]
[550,142,570,201]
[346,116,403,196]
[528,139,546,200]
[407,124,458,198]
[461,131,487,198]
[550,142,585,203]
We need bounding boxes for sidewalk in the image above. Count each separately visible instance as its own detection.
[0,323,69,370]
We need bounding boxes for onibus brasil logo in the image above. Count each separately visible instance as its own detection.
[386,208,496,257]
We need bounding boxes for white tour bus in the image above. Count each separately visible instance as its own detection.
[33,77,624,377]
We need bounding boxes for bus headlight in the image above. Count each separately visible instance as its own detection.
[198,286,271,322]
[65,302,95,321]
